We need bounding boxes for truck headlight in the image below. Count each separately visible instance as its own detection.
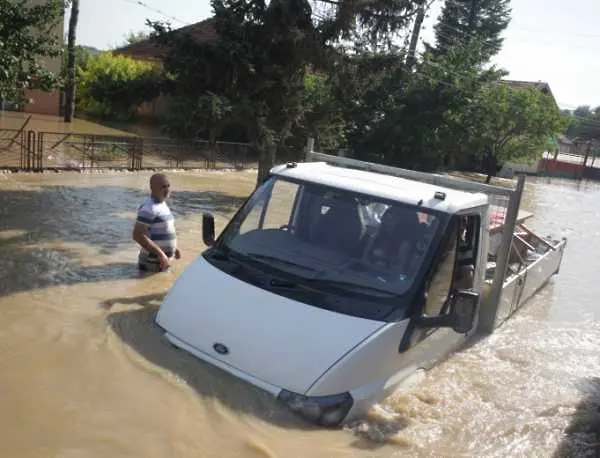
[277,390,354,427]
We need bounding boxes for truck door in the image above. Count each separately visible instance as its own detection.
[400,213,483,369]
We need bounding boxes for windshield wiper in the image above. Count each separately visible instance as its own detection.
[243,253,316,271]
[307,278,395,297]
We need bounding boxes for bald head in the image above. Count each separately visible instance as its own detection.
[150,173,170,201]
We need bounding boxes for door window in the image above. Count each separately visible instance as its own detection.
[422,214,480,317]
[423,220,459,317]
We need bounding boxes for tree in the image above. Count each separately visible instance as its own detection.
[283,71,346,159]
[469,83,567,182]
[64,0,79,122]
[77,52,162,120]
[0,0,64,105]
[150,0,424,187]
[345,41,504,170]
[563,105,600,141]
[123,30,150,46]
[430,0,511,63]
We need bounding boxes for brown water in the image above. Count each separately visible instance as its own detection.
[0,170,598,458]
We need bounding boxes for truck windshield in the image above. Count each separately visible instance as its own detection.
[212,176,447,319]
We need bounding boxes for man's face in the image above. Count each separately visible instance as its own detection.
[151,175,171,201]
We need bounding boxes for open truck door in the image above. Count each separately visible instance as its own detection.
[396,210,486,368]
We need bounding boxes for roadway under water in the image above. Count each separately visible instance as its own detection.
[0,170,597,457]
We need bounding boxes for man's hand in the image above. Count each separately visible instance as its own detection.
[159,251,171,270]
[174,248,181,260]
[133,222,172,271]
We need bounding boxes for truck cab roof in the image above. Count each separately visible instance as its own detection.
[270,161,488,214]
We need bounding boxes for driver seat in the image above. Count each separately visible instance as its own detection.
[309,194,364,254]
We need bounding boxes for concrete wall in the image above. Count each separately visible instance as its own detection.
[497,160,542,178]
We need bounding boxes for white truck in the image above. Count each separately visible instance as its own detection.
[155,151,567,427]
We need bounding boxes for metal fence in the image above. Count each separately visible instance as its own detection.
[140,137,255,170]
[36,131,141,170]
[0,129,255,171]
[0,128,26,169]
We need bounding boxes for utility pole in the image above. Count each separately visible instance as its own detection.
[583,140,592,167]
[579,140,592,180]
[406,0,426,70]
[64,0,79,123]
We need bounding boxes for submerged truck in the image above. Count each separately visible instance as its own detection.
[155,150,567,427]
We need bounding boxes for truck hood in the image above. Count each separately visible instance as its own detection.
[155,256,385,394]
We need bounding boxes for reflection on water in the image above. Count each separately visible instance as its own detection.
[0,171,598,457]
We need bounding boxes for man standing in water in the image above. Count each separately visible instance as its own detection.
[132,173,181,272]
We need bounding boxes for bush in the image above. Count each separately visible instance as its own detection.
[77,52,163,120]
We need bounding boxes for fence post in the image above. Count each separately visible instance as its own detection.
[26,130,36,171]
[304,137,315,161]
[19,131,25,169]
[477,174,526,334]
[36,131,43,170]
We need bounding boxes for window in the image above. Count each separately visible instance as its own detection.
[422,213,480,317]
[238,180,299,234]
[214,176,449,320]
[262,180,299,229]
[423,221,459,317]
[453,214,481,291]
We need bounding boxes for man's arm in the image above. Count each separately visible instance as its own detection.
[132,206,171,269]
[132,222,166,257]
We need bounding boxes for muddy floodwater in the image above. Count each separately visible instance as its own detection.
[0,170,598,458]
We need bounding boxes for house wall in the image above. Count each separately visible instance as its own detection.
[21,0,65,116]
[539,158,584,178]
[557,142,573,154]
[136,93,170,119]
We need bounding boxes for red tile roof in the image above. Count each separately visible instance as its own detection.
[114,18,218,61]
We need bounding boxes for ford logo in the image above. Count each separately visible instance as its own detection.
[213,342,229,355]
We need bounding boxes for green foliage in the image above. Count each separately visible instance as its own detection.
[60,45,97,113]
[430,0,511,63]
[293,71,346,152]
[0,0,64,103]
[122,31,150,47]
[563,105,600,140]
[150,0,423,185]
[313,0,422,46]
[161,93,234,141]
[77,52,163,120]
[346,42,504,170]
[60,45,94,78]
[135,0,555,182]
[468,83,567,165]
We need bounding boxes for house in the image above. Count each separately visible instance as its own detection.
[495,80,562,178]
[555,134,574,155]
[113,18,217,119]
[20,0,65,116]
[500,79,558,108]
[114,18,217,62]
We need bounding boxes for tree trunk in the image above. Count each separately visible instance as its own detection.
[208,126,217,168]
[467,0,478,34]
[256,142,276,188]
[406,0,426,70]
[483,147,497,184]
[484,156,497,184]
[64,0,79,123]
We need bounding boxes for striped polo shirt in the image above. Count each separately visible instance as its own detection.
[136,196,177,268]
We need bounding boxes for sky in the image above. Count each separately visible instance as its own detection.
[65,0,600,110]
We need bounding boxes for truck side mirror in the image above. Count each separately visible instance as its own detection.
[203,213,216,246]
[449,290,479,333]
[415,290,479,334]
